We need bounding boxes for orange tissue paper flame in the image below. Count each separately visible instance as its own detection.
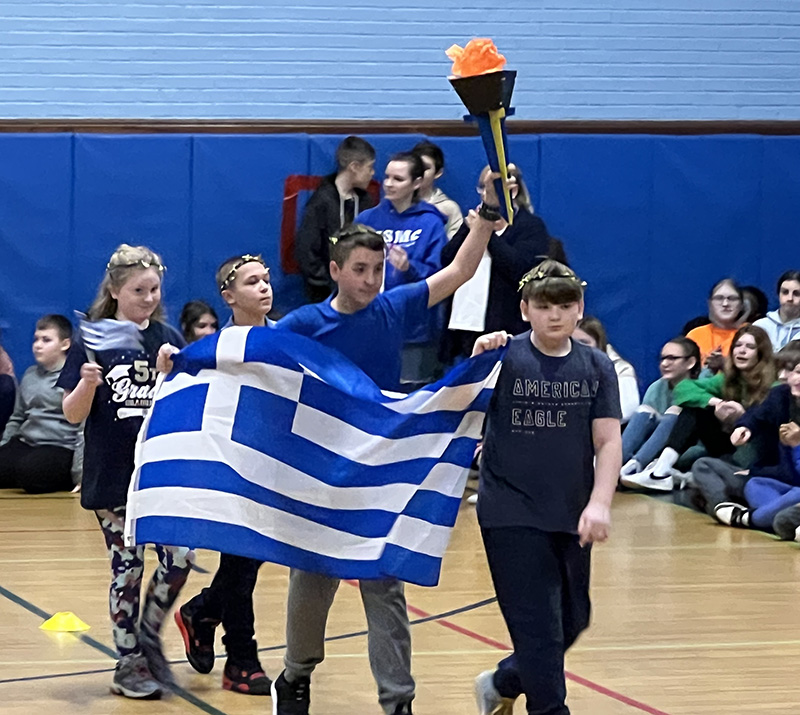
[446,38,507,77]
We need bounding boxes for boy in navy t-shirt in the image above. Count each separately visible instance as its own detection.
[471,259,622,715]
[272,207,497,714]
[174,254,275,696]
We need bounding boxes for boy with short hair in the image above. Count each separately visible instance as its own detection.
[272,198,500,714]
[295,135,377,302]
[411,140,463,239]
[470,260,622,715]
[0,314,82,493]
[174,254,274,696]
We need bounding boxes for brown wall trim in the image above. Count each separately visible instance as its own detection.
[0,118,799,135]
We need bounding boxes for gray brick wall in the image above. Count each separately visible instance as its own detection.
[1,0,798,119]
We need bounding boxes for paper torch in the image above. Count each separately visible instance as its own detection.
[447,39,516,223]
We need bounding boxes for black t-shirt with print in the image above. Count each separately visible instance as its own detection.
[478,332,621,533]
[57,321,184,511]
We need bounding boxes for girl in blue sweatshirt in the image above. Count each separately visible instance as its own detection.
[358,151,448,385]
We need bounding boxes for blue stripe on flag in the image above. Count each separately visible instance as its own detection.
[299,378,476,439]
[231,388,476,487]
[402,489,462,526]
[168,332,221,376]
[136,459,452,536]
[132,516,443,586]
[145,384,208,439]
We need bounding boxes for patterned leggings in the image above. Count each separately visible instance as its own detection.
[95,506,195,656]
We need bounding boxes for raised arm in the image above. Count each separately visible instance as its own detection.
[425,212,494,308]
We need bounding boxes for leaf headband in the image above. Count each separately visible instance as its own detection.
[518,266,587,292]
[329,223,385,246]
[218,254,267,292]
[107,259,166,273]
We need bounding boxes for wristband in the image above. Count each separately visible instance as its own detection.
[477,202,503,222]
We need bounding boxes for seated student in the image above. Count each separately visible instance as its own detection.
[440,164,550,361]
[776,341,800,381]
[753,270,800,350]
[180,300,219,343]
[0,315,82,494]
[358,151,448,386]
[411,140,464,240]
[741,285,769,324]
[295,136,376,302]
[685,278,743,373]
[573,316,640,423]
[0,335,15,435]
[620,337,701,478]
[175,255,275,696]
[622,324,775,492]
[710,351,800,531]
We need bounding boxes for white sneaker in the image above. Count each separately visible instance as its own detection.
[620,458,642,477]
[467,493,478,505]
[474,670,515,715]
[794,526,800,543]
[619,462,674,492]
[713,502,752,528]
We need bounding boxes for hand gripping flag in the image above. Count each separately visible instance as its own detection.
[125,327,506,587]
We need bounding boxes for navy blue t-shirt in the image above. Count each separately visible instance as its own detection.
[478,333,621,533]
[57,320,184,511]
[276,281,430,391]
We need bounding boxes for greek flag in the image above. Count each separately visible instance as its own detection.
[125,327,505,586]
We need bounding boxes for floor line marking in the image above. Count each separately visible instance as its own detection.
[399,593,672,715]
[0,582,230,715]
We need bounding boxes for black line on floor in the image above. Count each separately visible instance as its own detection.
[0,583,229,715]
[0,592,497,687]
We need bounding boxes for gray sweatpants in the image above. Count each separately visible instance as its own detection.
[284,569,415,714]
[774,504,800,540]
[690,457,749,516]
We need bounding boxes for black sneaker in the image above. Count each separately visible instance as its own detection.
[271,670,310,715]
[392,702,414,715]
[222,659,272,695]
[174,603,218,674]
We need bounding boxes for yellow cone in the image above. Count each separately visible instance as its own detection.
[40,611,91,632]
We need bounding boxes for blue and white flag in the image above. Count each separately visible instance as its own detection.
[125,326,505,586]
[76,311,144,353]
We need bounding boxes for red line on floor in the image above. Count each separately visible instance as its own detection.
[399,592,670,715]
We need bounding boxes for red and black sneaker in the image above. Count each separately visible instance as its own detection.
[222,660,272,695]
[174,603,218,674]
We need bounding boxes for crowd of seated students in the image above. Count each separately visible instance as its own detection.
[4,133,800,548]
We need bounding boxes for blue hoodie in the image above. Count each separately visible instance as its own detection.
[358,199,447,344]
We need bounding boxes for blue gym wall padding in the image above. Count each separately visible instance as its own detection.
[0,132,797,388]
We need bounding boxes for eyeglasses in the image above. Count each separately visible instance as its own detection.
[660,354,688,364]
[475,184,487,194]
[711,295,741,305]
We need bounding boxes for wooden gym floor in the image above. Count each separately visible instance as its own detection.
[1,489,800,714]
